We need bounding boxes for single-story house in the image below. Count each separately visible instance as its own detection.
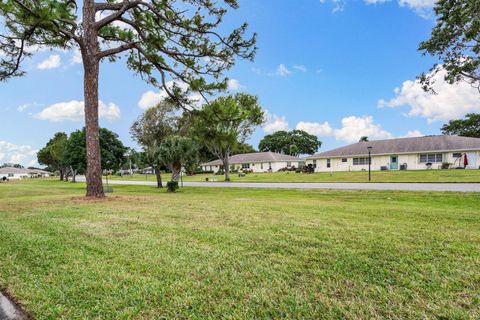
[0,167,52,180]
[201,152,304,173]
[0,167,30,180]
[28,169,53,178]
[306,135,480,172]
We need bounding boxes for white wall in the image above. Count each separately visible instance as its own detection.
[306,151,480,172]
[0,173,28,180]
[202,160,304,173]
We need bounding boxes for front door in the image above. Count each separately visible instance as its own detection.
[390,156,398,170]
[466,152,477,169]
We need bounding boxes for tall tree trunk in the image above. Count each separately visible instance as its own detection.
[223,158,230,182]
[71,167,77,183]
[171,163,182,182]
[83,0,104,197]
[155,165,163,188]
[59,168,64,181]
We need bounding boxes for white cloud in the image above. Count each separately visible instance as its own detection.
[0,141,38,167]
[401,130,424,138]
[17,102,41,112]
[378,69,480,123]
[138,80,206,110]
[320,0,346,13]
[70,48,82,65]
[296,121,333,136]
[398,0,435,10]
[334,115,393,143]
[37,54,61,70]
[263,111,289,134]
[293,65,307,73]
[274,64,292,77]
[35,100,121,122]
[363,0,434,17]
[227,79,242,91]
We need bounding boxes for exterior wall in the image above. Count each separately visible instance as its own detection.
[202,160,304,173]
[0,173,28,180]
[306,151,480,172]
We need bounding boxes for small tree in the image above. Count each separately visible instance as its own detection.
[441,113,480,138]
[419,0,480,92]
[359,136,369,142]
[37,132,68,180]
[158,136,198,182]
[192,93,264,181]
[64,128,127,182]
[0,0,256,197]
[130,101,177,188]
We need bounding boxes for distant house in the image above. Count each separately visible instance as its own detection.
[0,167,52,180]
[306,135,480,172]
[201,152,304,173]
[0,167,30,180]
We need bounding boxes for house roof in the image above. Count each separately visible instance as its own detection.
[308,135,480,159]
[202,152,303,166]
[0,167,30,174]
[0,167,50,175]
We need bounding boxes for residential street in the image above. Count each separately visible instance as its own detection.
[76,177,480,192]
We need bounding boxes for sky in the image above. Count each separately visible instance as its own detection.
[1,0,480,167]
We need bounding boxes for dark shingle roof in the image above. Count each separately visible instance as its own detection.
[308,135,480,159]
[0,167,30,174]
[202,152,303,166]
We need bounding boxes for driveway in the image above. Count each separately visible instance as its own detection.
[76,177,480,192]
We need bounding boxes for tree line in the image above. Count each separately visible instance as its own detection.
[38,92,266,187]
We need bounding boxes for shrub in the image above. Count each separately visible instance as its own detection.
[441,162,451,170]
[278,166,297,172]
[302,164,315,174]
[166,181,179,192]
[194,170,214,174]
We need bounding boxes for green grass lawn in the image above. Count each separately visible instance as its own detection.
[1,180,479,319]
[109,168,480,183]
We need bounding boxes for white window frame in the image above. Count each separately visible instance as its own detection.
[419,153,443,163]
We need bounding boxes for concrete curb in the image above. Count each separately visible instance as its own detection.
[0,292,28,320]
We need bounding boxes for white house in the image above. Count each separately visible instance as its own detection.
[306,135,480,172]
[0,167,52,180]
[0,167,30,180]
[201,152,304,173]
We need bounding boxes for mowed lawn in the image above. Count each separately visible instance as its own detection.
[109,169,480,183]
[0,180,479,319]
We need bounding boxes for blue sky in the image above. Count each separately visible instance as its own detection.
[2,0,480,167]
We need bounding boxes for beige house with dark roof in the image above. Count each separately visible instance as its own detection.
[306,135,480,172]
[0,167,52,180]
[201,152,304,173]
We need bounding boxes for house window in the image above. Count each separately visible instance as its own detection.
[8,173,14,177]
[241,163,250,169]
[260,163,263,170]
[342,158,347,163]
[419,153,443,163]
[287,162,292,167]
[269,163,272,170]
[353,157,369,165]
[453,153,462,158]
[326,159,331,168]
[251,163,255,167]
[313,160,317,168]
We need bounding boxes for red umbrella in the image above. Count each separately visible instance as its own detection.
[464,153,469,168]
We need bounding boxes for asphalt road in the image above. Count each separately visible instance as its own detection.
[76,177,480,192]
